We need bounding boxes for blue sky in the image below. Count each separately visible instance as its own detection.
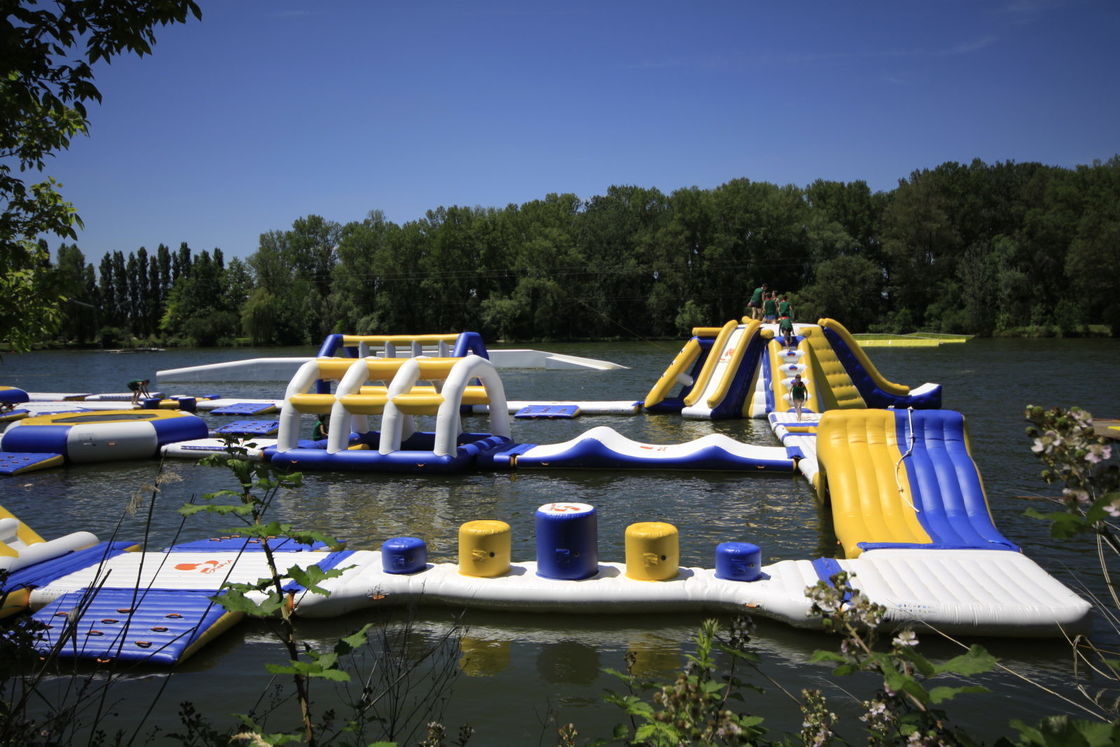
[45,0,1119,261]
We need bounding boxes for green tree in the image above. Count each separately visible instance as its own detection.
[707,179,815,322]
[332,210,402,333]
[880,169,962,327]
[797,254,883,331]
[1065,159,1120,328]
[244,229,314,345]
[416,206,491,332]
[50,243,97,342]
[648,187,714,335]
[162,249,239,345]
[579,185,669,337]
[0,0,201,351]
[805,178,884,263]
[480,194,585,340]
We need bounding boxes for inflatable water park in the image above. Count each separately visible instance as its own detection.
[0,321,1094,665]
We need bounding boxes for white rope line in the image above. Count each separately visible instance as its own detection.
[894,407,918,511]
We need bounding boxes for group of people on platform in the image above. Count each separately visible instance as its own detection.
[746,282,797,347]
[747,283,807,420]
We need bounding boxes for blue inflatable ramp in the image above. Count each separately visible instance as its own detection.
[31,588,241,664]
[209,402,278,416]
[0,451,64,475]
[515,404,581,419]
[213,420,280,436]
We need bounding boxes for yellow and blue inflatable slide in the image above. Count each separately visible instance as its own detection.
[817,409,1016,558]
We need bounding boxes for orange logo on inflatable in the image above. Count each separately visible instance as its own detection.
[544,503,584,513]
[174,559,232,575]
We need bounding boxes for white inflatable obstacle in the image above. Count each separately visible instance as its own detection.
[285,550,1085,637]
[0,507,98,574]
[275,354,509,456]
[503,425,796,471]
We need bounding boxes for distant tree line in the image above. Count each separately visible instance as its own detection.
[35,157,1120,348]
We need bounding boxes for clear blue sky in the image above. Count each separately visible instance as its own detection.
[46,0,1119,261]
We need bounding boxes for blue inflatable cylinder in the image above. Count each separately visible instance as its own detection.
[715,542,762,581]
[381,536,428,574]
[535,502,598,580]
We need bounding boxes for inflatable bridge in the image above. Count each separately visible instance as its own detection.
[0,487,1090,666]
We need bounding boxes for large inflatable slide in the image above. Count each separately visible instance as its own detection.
[644,318,941,419]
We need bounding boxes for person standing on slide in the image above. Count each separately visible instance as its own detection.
[762,292,778,323]
[778,294,793,320]
[789,374,808,421]
[747,283,767,320]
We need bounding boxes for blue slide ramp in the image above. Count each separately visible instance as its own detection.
[859,409,1018,553]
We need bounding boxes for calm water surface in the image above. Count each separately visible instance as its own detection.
[2,338,1119,743]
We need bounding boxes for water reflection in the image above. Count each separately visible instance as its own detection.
[460,636,511,677]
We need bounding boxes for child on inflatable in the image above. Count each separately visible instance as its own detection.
[779,315,795,347]
[128,378,152,406]
[789,374,808,421]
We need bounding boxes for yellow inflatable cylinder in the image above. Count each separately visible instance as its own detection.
[625,522,679,581]
[458,520,511,577]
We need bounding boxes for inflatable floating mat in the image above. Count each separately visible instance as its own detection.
[32,588,241,664]
[0,452,65,476]
[209,402,279,416]
[213,419,280,436]
[0,409,209,463]
[515,404,581,419]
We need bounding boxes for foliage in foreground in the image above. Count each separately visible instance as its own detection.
[174,438,466,746]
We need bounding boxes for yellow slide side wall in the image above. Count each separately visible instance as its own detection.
[804,327,864,410]
[817,410,931,558]
[706,319,760,408]
[818,318,909,397]
[683,320,738,407]
[644,338,702,408]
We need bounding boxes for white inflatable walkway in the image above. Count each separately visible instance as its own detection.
[20,546,1090,642]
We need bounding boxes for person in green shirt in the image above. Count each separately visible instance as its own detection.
[747,283,767,320]
[777,295,793,320]
[789,373,808,421]
[313,414,329,441]
[762,292,778,323]
[779,315,795,347]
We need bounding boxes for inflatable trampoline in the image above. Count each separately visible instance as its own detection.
[1,409,209,463]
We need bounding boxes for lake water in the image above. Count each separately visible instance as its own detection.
[2,338,1119,743]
